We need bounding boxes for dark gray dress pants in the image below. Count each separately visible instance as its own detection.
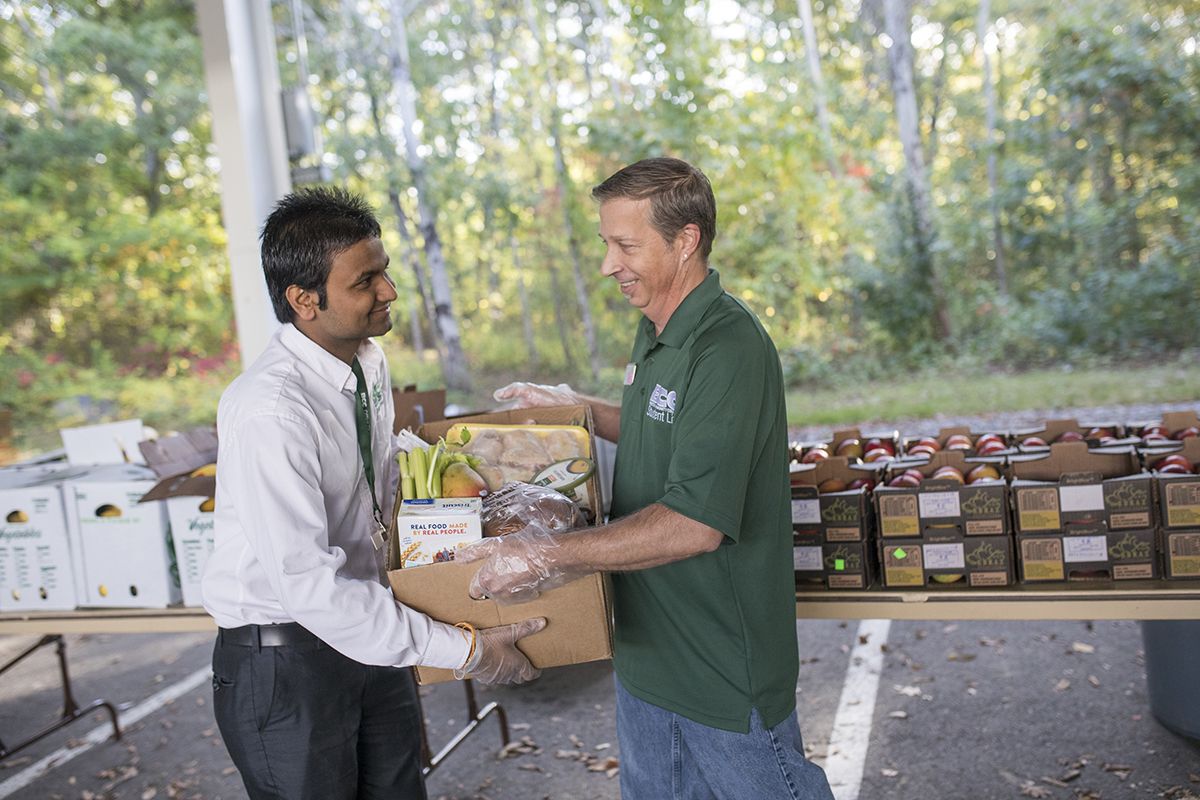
[212,628,427,800]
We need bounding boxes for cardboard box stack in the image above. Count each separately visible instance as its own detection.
[137,428,219,606]
[1008,441,1155,582]
[387,405,613,684]
[874,450,1014,588]
[1138,412,1200,580]
[789,456,879,589]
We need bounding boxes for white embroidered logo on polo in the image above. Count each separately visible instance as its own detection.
[646,383,676,424]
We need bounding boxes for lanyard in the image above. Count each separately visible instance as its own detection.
[350,357,384,531]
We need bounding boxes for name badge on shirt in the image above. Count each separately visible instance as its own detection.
[624,363,637,385]
[370,518,387,551]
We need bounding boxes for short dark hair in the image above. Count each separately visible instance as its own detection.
[260,187,382,323]
[591,158,716,262]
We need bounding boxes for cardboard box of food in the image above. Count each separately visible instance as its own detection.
[1016,523,1158,582]
[876,452,1009,538]
[0,466,81,611]
[791,427,899,464]
[878,530,1015,588]
[1008,442,1149,534]
[1140,436,1200,529]
[1161,528,1200,579]
[789,457,879,543]
[1010,418,1127,448]
[62,463,180,607]
[793,531,875,589]
[898,426,1012,459]
[388,560,613,684]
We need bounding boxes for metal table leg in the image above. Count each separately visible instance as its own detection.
[411,670,509,777]
[0,634,120,759]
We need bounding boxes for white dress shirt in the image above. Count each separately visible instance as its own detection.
[201,324,468,670]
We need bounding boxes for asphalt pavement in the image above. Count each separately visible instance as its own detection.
[0,618,1196,800]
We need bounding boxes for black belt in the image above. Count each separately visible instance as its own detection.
[219,623,319,648]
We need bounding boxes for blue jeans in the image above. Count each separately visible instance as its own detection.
[615,675,835,800]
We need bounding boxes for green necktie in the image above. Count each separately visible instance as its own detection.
[350,356,383,528]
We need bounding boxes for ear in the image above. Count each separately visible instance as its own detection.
[676,223,702,261]
[285,285,320,321]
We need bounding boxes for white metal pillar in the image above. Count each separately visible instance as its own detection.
[196,0,292,370]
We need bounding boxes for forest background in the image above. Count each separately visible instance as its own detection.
[2,0,1199,452]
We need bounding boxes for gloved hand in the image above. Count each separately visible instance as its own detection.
[492,382,582,410]
[455,617,547,684]
[457,523,595,606]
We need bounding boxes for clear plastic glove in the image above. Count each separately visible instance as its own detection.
[457,523,595,606]
[492,382,582,410]
[455,617,546,685]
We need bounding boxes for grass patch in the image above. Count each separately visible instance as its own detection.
[786,364,1200,427]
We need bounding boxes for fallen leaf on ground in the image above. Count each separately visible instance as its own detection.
[510,723,531,731]
[881,769,898,777]
[1020,780,1051,798]
[595,743,611,750]
[894,685,922,697]
[1088,675,1100,687]
[1041,777,1069,788]
[1053,679,1071,692]
[889,711,908,719]
[0,757,31,769]
[1072,642,1095,654]
[517,764,542,772]
[943,625,958,633]
[980,637,1006,647]
[947,653,976,662]
[221,767,237,776]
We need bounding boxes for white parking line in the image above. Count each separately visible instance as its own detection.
[0,666,213,798]
[824,619,891,800]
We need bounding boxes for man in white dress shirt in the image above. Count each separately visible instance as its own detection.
[202,187,543,800]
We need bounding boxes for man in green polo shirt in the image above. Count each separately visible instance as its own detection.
[460,158,833,799]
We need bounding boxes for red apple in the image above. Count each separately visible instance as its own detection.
[1086,427,1114,439]
[1175,427,1200,440]
[846,478,876,492]
[1142,423,1170,438]
[965,464,1002,484]
[888,473,922,488]
[1021,436,1049,448]
[818,478,848,493]
[945,434,974,450]
[1153,455,1195,473]
[801,447,830,464]
[1158,463,1194,476]
[1143,432,1170,444]
[977,440,1009,455]
[906,444,938,459]
[975,433,1004,448]
[1056,431,1085,443]
[864,447,894,463]
[864,438,896,456]
[917,437,942,451]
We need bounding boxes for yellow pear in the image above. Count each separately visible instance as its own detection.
[191,463,217,477]
[440,462,489,497]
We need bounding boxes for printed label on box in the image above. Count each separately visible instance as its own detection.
[793,546,823,571]
[1168,533,1200,577]
[918,492,960,519]
[829,574,864,589]
[1017,488,1060,530]
[1113,563,1153,580]
[878,494,919,537]
[923,542,965,570]
[1063,535,1107,563]
[970,572,1010,587]
[791,499,821,526]
[1165,483,1200,527]
[882,544,923,586]
[396,498,482,567]
[1021,538,1064,581]
[965,519,1005,536]
[1109,512,1150,529]
[1059,484,1105,512]
[826,527,862,542]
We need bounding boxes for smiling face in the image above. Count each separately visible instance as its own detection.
[598,197,703,333]
[288,237,397,363]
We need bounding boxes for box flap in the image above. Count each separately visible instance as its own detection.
[392,385,446,434]
[138,428,218,479]
[139,474,216,503]
[60,419,147,466]
[1009,441,1137,481]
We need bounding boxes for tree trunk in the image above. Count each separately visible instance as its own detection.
[883,0,952,341]
[796,0,837,175]
[977,0,1008,296]
[511,217,540,370]
[524,0,602,380]
[387,0,472,391]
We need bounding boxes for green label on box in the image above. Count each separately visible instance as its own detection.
[834,558,845,571]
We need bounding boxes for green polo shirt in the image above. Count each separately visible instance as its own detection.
[610,269,798,734]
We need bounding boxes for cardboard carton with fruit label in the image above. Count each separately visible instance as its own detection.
[789,456,882,543]
[1008,442,1150,534]
[878,528,1014,588]
[793,530,875,589]
[875,451,1010,540]
[1015,522,1158,583]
